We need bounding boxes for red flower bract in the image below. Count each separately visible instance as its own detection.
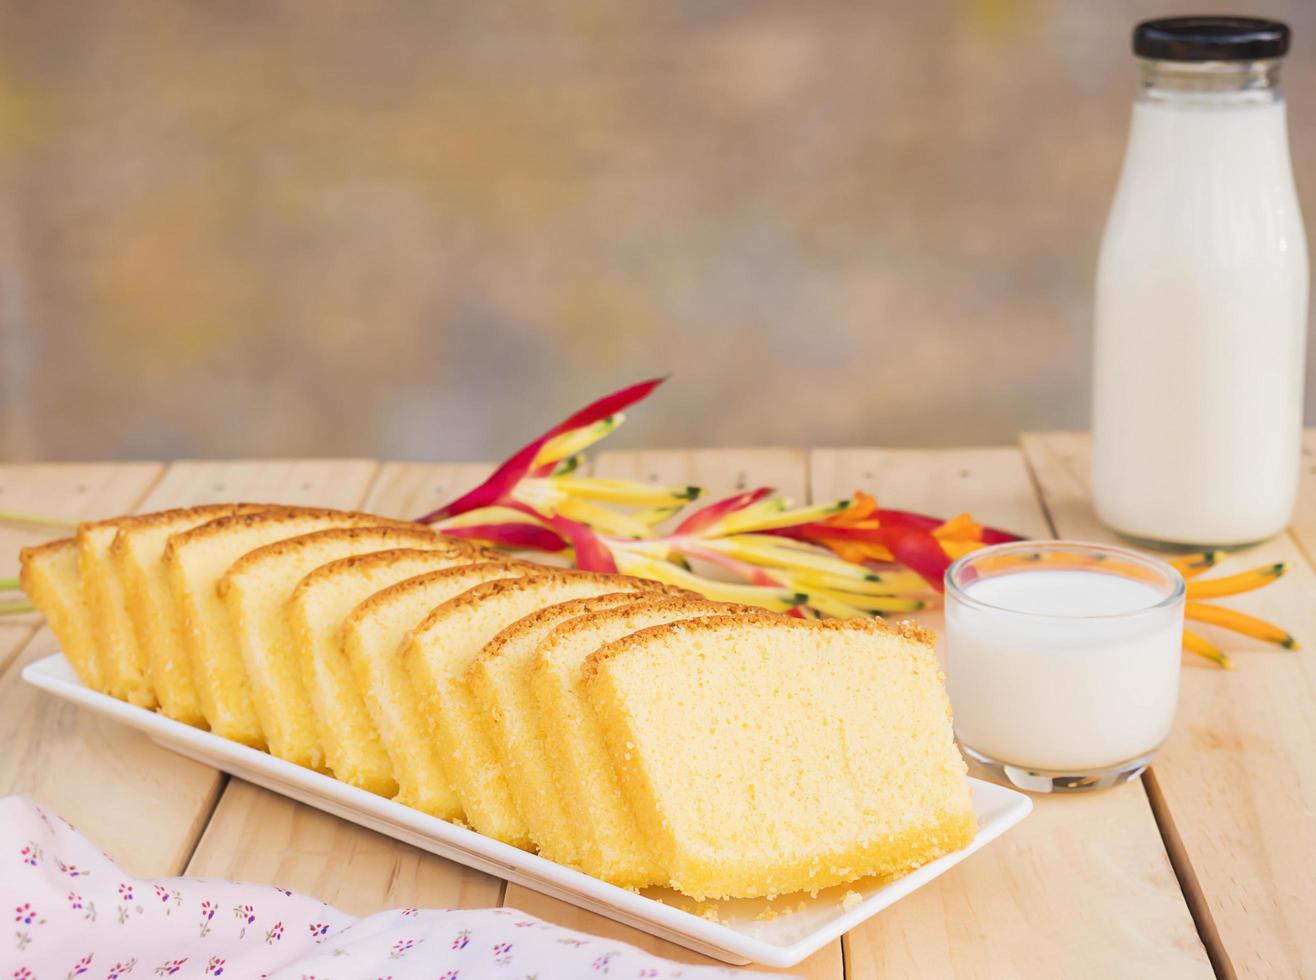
[415,378,665,524]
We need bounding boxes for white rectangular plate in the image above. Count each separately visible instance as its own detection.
[24,652,1031,968]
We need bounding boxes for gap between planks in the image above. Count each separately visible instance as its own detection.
[815,447,1211,980]
[1019,432,1316,980]
[0,462,169,870]
[1016,435,1232,979]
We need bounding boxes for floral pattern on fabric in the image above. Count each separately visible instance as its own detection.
[0,796,785,979]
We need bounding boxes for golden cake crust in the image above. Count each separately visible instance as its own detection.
[106,503,277,533]
[18,536,76,567]
[412,570,668,635]
[581,612,925,684]
[168,507,414,561]
[223,524,476,580]
[342,560,528,627]
[287,546,510,601]
[480,594,640,659]
[556,598,766,654]
[479,584,693,660]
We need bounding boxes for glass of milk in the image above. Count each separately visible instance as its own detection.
[1091,17,1307,547]
[944,541,1185,793]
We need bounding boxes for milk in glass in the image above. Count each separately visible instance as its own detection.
[944,542,1186,792]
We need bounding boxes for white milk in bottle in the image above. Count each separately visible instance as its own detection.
[1092,17,1308,546]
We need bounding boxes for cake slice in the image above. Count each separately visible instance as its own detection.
[467,593,651,863]
[165,508,408,745]
[286,548,496,795]
[19,539,101,690]
[528,597,746,884]
[401,572,668,845]
[77,520,153,705]
[111,504,275,725]
[584,615,977,900]
[340,561,529,817]
[220,526,479,769]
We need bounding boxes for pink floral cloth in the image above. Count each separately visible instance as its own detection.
[1,797,784,979]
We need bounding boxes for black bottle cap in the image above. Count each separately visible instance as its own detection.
[1134,16,1290,61]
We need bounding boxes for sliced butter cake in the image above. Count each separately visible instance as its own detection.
[165,508,408,745]
[583,615,977,900]
[221,525,478,769]
[467,592,648,863]
[339,561,528,818]
[530,597,746,885]
[111,504,270,725]
[401,572,666,845]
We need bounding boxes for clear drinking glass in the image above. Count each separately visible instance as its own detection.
[943,541,1185,793]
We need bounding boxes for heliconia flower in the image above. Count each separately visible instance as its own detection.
[417,377,665,524]
[439,521,567,553]
[530,413,625,474]
[769,492,1021,590]
[529,508,617,573]
[672,488,774,536]
[409,380,1299,668]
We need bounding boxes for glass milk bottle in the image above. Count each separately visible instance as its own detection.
[1092,17,1308,546]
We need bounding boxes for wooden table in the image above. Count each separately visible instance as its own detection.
[2,436,1312,979]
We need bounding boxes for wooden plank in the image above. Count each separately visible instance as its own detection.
[187,779,502,914]
[1022,432,1316,980]
[0,463,168,871]
[1285,429,1316,566]
[813,448,1212,980]
[185,461,503,908]
[594,448,810,500]
[361,460,500,524]
[0,459,381,878]
[503,447,843,978]
[139,457,380,511]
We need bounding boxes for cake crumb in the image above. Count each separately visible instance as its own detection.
[842,890,863,912]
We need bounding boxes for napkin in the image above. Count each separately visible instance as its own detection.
[1,796,785,979]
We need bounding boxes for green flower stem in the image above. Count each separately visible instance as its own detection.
[0,510,76,530]
[0,600,35,616]
[0,577,19,591]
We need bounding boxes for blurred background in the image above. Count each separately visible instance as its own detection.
[2,0,1313,462]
